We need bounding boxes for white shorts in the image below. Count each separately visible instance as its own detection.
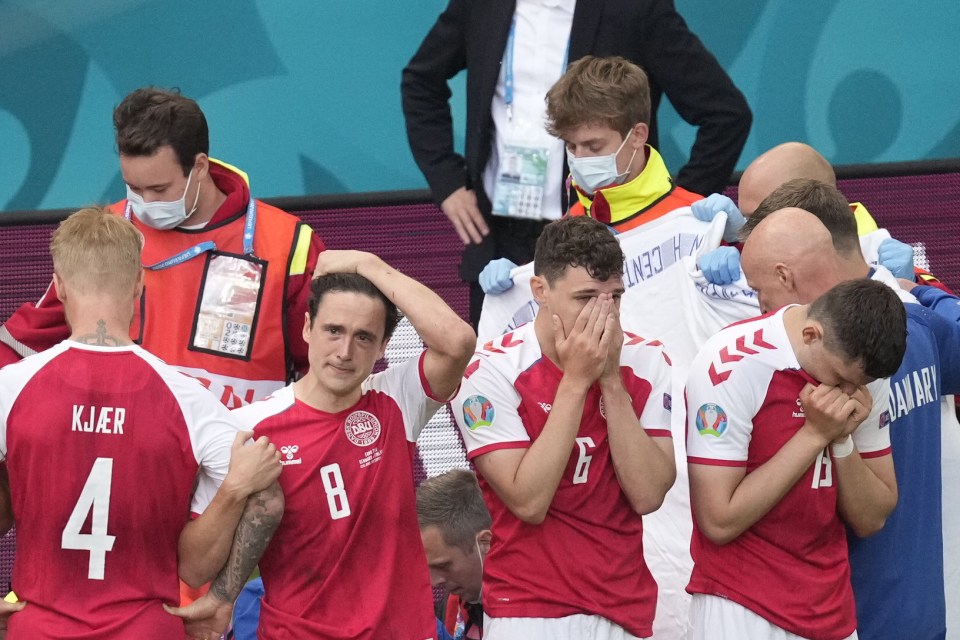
[484,613,648,640]
[689,594,857,640]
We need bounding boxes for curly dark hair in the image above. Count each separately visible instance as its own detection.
[534,216,624,284]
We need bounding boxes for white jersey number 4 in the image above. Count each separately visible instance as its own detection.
[320,463,352,520]
[61,457,116,580]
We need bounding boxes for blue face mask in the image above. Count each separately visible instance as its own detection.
[566,130,638,195]
[126,169,200,230]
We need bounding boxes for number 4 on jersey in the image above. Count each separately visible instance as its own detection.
[62,457,116,580]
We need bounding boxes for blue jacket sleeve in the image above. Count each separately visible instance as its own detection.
[912,284,960,325]
[912,302,960,395]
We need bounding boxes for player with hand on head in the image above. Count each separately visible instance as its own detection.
[217,249,475,639]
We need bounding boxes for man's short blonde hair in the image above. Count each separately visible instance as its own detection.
[50,207,143,296]
[546,55,651,138]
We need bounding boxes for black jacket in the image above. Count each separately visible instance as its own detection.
[401,0,751,277]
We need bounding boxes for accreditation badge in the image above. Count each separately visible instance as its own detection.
[491,143,548,220]
[190,252,266,360]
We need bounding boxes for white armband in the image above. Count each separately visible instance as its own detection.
[831,435,855,459]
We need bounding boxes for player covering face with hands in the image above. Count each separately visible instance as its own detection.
[453,215,675,639]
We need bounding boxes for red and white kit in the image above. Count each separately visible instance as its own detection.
[233,353,444,640]
[453,322,674,638]
[0,341,240,640]
[685,307,891,640]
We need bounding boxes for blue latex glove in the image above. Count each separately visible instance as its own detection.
[698,246,742,285]
[877,237,915,280]
[691,193,747,243]
[479,258,517,294]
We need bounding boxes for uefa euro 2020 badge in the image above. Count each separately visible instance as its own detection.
[695,402,728,437]
[462,395,495,431]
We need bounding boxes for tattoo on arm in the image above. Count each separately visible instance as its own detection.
[75,319,125,346]
[209,483,284,602]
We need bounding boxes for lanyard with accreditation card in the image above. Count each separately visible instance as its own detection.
[491,18,569,221]
[125,198,267,361]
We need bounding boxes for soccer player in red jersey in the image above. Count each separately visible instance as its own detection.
[453,215,676,639]
[220,250,475,639]
[685,272,906,640]
[0,208,284,639]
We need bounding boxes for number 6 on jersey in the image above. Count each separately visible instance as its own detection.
[61,457,116,580]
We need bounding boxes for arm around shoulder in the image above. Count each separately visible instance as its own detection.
[178,431,283,587]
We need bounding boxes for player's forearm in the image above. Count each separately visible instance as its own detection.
[602,383,675,514]
[177,482,249,588]
[696,426,827,545]
[497,378,589,524]
[357,254,476,396]
[208,482,284,604]
[835,453,897,537]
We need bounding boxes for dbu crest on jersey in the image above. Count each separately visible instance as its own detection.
[344,410,382,447]
[696,402,728,437]
[462,395,494,430]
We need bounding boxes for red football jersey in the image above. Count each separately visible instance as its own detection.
[685,307,892,639]
[452,323,674,638]
[234,353,441,640]
[0,341,240,639]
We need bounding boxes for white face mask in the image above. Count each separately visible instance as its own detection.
[566,129,638,195]
[469,536,485,604]
[126,168,200,230]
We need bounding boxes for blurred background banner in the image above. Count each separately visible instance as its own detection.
[0,0,958,211]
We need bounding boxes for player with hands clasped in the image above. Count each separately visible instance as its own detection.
[685,278,906,640]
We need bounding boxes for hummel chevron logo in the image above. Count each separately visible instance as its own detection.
[464,360,481,379]
[709,329,776,386]
[624,333,671,364]
[482,331,524,354]
[538,402,552,413]
[501,332,523,348]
